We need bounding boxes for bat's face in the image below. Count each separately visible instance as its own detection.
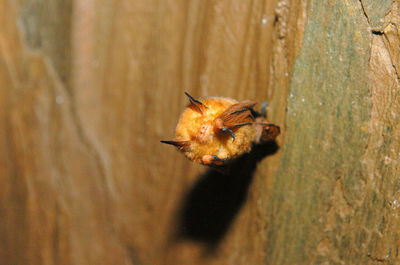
[161,92,280,167]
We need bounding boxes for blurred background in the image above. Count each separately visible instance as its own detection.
[2,0,400,264]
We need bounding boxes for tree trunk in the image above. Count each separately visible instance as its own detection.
[1,0,399,264]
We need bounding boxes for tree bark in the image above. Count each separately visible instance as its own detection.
[1,0,399,264]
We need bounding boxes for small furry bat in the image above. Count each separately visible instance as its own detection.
[161,92,280,166]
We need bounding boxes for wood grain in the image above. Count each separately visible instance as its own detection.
[1,0,400,264]
[265,1,400,264]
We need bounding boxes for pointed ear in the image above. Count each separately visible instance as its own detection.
[184,92,207,114]
[160,140,189,149]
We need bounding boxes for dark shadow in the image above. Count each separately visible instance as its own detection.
[173,141,279,251]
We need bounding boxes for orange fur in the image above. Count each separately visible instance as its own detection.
[175,97,254,163]
[162,94,280,166]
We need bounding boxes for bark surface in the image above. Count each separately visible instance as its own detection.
[1,0,399,264]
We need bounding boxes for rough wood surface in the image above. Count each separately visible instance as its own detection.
[1,0,400,264]
[265,1,400,264]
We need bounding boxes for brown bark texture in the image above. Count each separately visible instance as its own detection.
[1,0,400,264]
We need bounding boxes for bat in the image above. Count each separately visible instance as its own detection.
[161,92,280,166]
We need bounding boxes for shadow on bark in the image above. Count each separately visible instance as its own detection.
[173,141,279,252]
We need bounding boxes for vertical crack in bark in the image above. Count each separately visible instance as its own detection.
[272,0,293,135]
[359,0,370,25]
[358,0,387,35]
[382,25,400,85]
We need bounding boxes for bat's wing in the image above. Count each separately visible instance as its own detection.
[215,100,257,128]
[213,100,257,140]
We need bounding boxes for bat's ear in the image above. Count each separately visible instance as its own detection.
[184,92,206,114]
[160,140,189,149]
